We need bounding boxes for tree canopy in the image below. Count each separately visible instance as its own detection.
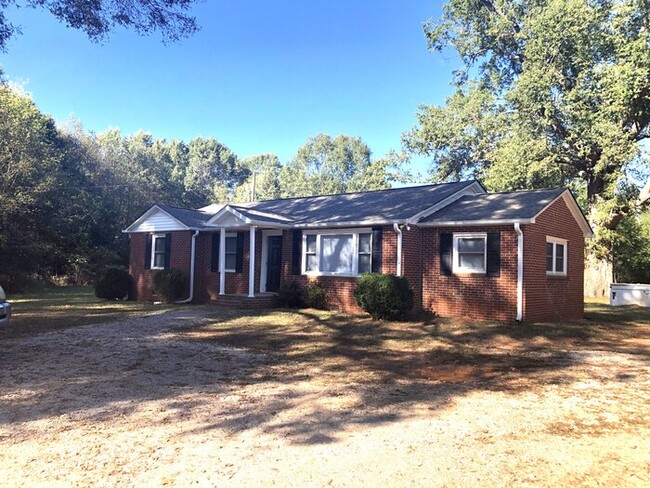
[0,83,403,290]
[0,0,201,51]
[404,0,650,259]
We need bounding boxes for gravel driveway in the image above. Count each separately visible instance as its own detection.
[1,309,648,487]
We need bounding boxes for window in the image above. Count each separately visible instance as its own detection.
[151,235,167,269]
[224,235,237,272]
[546,237,567,275]
[302,230,372,276]
[453,233,487,273]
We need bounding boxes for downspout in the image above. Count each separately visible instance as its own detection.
[514,223,523,322]
[393,223,403,276]
[177,230,200,304]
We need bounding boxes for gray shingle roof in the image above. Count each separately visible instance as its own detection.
[420,188,566,224]
[233,181,477,225]
[156,203,216,228]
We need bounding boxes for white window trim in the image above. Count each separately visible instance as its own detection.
[151,234,167,270]
[223,232,237,273]
[546,236,568,276]
[452,233,487,274]
[301,228,373,277]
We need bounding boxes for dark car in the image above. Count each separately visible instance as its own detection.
[0,285,11,324]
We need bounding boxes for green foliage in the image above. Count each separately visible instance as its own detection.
[0,0,200,52]
[354,274,413,320]
[303,282,327,309]
[152,268,188,303]
[613,208,650,283]
[94,266,131,300]
[279,134,399,197]
[277,281,304,308]
[405,0,650,258]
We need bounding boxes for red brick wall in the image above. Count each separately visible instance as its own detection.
[276,226,401,314]
[522,197,585,322]
[420,226,519,321]
[129,231,194,301]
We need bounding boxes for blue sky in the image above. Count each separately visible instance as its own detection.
[1,1,458,176]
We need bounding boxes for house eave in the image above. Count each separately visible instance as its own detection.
[418,219,535,227]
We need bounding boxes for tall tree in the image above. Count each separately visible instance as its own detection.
[0,0,201,51]
[280,134,395,197]
[234,154,282,202]
[404,0,650,292]
[185,137,247,206]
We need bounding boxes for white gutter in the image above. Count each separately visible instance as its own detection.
[177,230,200,304]
[393,223,403,276]
[514,223,524,322]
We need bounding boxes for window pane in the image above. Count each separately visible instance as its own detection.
[155,237,166,252]
[154,253,165,268]
[459,254,484,271]
[556,244,565,272]
[458,237,485,253]
[359,234,371,253]
[225,236,237,253]
[320,234,354,273]
[358,254,371,274]
[546,242,554,272]
[225,253,236,270]
[306,255,318,272]
[306,235,317,253]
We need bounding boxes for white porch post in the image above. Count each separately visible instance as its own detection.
[248,226,256,298]
[219,228,226,295]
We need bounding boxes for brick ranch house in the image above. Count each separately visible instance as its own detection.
[124,180,593,322]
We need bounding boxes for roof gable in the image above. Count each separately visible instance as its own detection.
[123,205,189,233]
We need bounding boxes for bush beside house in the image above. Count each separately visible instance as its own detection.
[354,274,413,320]
[94,266,131,300]
[153,268,188,303]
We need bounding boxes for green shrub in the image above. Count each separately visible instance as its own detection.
[153,268,188,303]
[354,273,413,320]
[277,280,304,308]
[94,266,131,300]
[304,282,327,309]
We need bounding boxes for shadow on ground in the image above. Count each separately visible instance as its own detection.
[1,304,648,445]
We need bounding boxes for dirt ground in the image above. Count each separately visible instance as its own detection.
[1,307,648,487]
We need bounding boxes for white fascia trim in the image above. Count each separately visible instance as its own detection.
[418,218,534,227]
[294,220,399,229]
[122,205,190,233]
[205,205,291,228]
[407,181,487,224]
[205,205,252,226]
[532,190,594,238]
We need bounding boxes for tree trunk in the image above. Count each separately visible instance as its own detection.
[584,252,612,298]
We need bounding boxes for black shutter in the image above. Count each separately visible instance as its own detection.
[291,230,302,275]
[371,227,383,273]
[487,232,501,277]
[235,232,245,273]
[440,233,453,276]
[144,234,152,270]
[164,233,172,269]
[211,232,220,272]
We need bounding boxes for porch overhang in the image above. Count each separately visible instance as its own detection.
[204,205,291,229]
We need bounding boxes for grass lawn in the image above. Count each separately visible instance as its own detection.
[0,286,177,340]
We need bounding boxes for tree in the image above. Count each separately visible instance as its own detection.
[404,0,650,292]
[280,134,396,197]
[234,154,282,202]
[185,137,247,206]
[0,0,200,51]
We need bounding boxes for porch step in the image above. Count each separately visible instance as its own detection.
[211,293,280,310]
